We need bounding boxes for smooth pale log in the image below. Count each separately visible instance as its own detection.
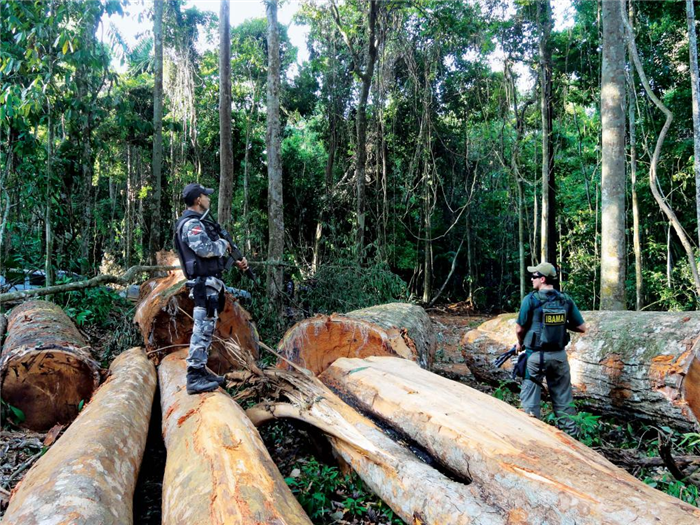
[460,311,700,430]
[3,347,156,525]
[245,370,503,524]
[158,351,311,525]
[0,300,101,430]
[277,302,434,375]
[134,255,259,374]
[321,356,700,525]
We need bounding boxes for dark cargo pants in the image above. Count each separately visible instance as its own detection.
[520,348,578,436]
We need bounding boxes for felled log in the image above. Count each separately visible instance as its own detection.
[277,302,434,375]
[244,367,503,524]
[321,356,700,524]
[460,311,700,430]
[134,253,258,374]
[159,351,311,524]
[3,347,156,524]
[0,300,101,430]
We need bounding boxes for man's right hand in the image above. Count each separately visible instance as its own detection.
[515,341,523,353]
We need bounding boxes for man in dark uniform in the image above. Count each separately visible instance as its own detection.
[173,183,248,394]
[515,262,586,435]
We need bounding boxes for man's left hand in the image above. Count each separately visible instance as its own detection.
[235,257,249,272]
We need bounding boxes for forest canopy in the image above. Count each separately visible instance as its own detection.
[3,0,700,315]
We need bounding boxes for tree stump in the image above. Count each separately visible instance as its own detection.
[321,356,700,524]
[0,300,101,431]
[159,351,311,524]
[3,347,156,524]
[134,260,258,374]
[460,311,700,430]
[277,302,434,375]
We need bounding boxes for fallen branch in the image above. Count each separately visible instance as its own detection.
[0,265,178,303]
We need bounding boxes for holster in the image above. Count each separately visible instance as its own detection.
[193,277,208,308]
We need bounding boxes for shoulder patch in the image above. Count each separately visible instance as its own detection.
[190,225,203,235]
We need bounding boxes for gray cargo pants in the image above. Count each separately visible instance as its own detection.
[520,348,578,436]
[186,277,223,370]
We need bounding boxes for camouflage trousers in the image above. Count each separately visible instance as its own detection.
[186,285,220,370]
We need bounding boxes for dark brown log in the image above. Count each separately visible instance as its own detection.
[460,311,700,430]
[321,356,700,524]
[277,302,434,375]
[134,254,258,374]
[3,347,156,524]
[0,300,101,431]
[159,351,311,524]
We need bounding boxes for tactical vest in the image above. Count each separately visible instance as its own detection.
[523,290,570,351]
[173,210,225,279]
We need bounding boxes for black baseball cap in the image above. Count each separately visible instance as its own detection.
[182,183,214,205]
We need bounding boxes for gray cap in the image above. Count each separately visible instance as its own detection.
[527,262,557,277]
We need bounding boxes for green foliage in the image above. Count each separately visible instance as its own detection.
[284,458,402,523]
[298,261,409,315]
[1,399,26,427]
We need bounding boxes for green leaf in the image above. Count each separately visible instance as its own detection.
[348,366,369,375]
[9,404,25,423]
[62,40,69,55]
[78,399,85,412]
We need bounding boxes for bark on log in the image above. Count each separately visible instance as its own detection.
[134,258,258,374]
[244,368,503,524]
[321,356,700,525]
[3,347,156,524]
[460,311,700,430]
[277,302,434,375]
[159,351,311,524]
[0,300,101,431]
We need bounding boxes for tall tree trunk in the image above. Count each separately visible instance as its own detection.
[518,178,526,299]
[599,0,627,310]
[622,0,700,297]
[688,0,700,247]
[45,87,54,287]
[538,0,556,264]
[125,145,133,267]
[218,0,234,230]
[150,0,164,265]
[243,103,255,253]
[628,34,643,310]
[266,0,285,314]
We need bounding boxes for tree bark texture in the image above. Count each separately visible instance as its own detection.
[687,0,700,247]
[600,0,627,310]
[159,351,311,524]
[149,0,164,264]
[321,356,700,524]
[538,0,556,264]
[0,300,101,431]
[217,0,234,231]
[277,303,435,375]
[133,259,258,374]
[266,0,285,311]
[2,347,156,525]
[245,368,503,524]
[461,311,700,431]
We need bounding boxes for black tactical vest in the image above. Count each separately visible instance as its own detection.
[523,290,571,351]
[173,210,225,279]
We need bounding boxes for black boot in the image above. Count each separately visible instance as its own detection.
[204,368,226,387]
[186,367,220,395]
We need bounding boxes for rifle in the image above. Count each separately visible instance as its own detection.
[494,345,517,368]
[201,210,258,285]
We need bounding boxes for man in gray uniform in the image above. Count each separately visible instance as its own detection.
[173,183,248,394]
[515,262,586,435]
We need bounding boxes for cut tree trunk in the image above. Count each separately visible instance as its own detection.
[3,347,156,524]
[460,311,700,431]
[158,351,311,524]
[244,368,503,524]
[0,300,101,431]
[321,356,700,524]
[134,254,258,374]
[277,303,434,375]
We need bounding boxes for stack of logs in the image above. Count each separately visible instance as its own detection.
[3,269,700,524]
